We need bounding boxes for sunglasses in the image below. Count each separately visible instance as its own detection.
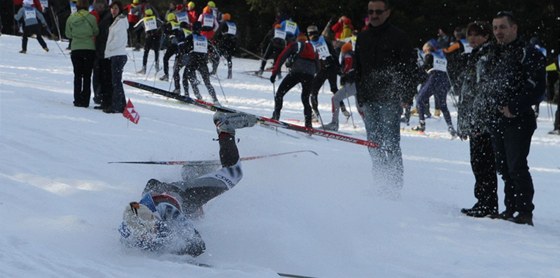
[368,9,386,15]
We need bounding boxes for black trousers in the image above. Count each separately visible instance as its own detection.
[272,72,314,127]
[162,44,177,76]
[492,112,536,214]
[70,50,96,107]
[310,65,342,115]
[22,24,47,51]
[93,58,113,107]
[142,35,160,67]
[469,132,498,210]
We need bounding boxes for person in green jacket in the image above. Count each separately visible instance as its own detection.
[65,0,99,108]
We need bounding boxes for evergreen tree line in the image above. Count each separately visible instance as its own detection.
[2,0,559,61]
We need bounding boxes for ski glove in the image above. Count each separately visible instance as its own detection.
[270,74,276,83]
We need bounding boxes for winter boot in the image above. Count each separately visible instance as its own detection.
[411,120,425,132]
[19,50,26,54]
[172,88,181,94]
[311,111,319,123]
[155,62,160,72]
[461,205,498,218]
[159,74,169,81]
[323,121,339,131]
[509,212,533,226]
[213,98,221,107]
[256,69,264,76]
[342,110,351,119]
[137,66,146,74]
[448,126,457,137]
[434,109,441,117]
[213,111,258,135]
[227,69,232,79]
[489,210,515,220]
[43,47,49,52]
[271,111,280,121]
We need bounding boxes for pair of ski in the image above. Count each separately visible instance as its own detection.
[123,80,378,148]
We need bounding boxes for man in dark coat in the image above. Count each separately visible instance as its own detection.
[354,0,417,198]
[480,12,545,226]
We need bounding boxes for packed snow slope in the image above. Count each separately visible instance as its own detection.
[1,35,560,278]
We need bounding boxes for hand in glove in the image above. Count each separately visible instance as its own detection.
[270,74,276,83]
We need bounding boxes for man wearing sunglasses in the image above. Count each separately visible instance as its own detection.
[476,11,545,226]
[354,0,417,198]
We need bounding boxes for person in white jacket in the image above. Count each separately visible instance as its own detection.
[104,1,129,113]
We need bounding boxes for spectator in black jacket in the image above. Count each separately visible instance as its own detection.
[92,0,113,110]
[480,12,546,226]
[457,21,498,218]
[354,0,417,198]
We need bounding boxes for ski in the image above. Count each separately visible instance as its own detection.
[124,80,378,148]
[184,260,316,278]
[109,150,318,165]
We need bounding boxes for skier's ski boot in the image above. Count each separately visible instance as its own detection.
[342,110,351,119]
[323,121,339,131]
[213,99,221,107]
[213,111,258,135]
[411,120,426,132]
[159,74,169,81]
[448,126,457,137]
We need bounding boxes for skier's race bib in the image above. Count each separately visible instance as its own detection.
[176,11,189,24]
[226,22,236,35]
[461,39,473,54]
[432,50,447,72]
[284,20,297,35]
[171,22,180,30]
[202,14,214,28]
[24,7,36,20]
[274,29,286,40]
[193,34,208,53]
[311,36,331,60]
[70,2,77,14]
[144,17,157,32]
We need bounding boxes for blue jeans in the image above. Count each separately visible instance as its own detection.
[362,100,404,196]
[111,55,127,112]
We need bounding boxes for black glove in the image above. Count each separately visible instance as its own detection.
[270,74,276,83]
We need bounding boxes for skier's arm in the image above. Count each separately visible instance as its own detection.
[14,8,24,21]
[271,42,296,76]
[37,9,47,25]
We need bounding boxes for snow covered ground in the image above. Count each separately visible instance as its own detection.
[1,34,560,278]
